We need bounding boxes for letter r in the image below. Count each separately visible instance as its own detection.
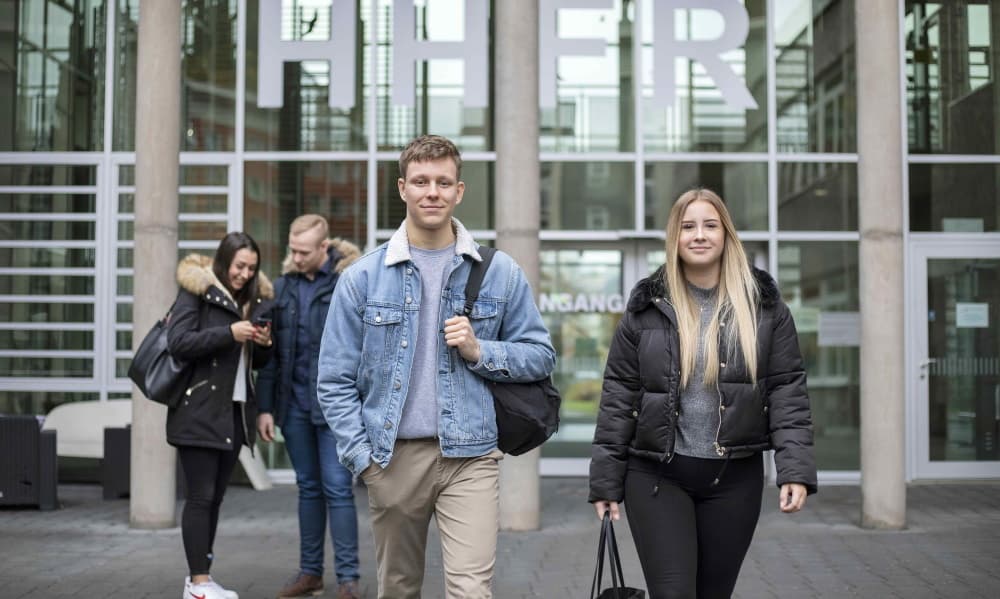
[652,0,757,110]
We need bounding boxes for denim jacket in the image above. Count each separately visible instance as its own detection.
[317,218,557,476]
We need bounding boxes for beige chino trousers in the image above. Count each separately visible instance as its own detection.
[361,438,503,599]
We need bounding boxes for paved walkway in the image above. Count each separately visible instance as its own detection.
[2,478,999,598]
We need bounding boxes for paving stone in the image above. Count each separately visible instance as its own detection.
[2,480,999,597]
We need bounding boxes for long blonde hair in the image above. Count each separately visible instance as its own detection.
[664,188,759,388]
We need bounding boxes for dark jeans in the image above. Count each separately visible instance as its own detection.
[177,406,244,577]
[623,453,764,599]
[282,403,360,582]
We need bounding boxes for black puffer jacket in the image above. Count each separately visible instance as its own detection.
[166,254,274,451]
[589,266,817,503]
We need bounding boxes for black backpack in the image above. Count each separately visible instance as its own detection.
[462,246,561,456]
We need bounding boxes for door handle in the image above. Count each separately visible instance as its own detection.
[918,358,937,380]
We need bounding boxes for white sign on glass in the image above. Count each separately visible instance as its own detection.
[955,303,989,329]
[817,311,860,347]
[257,0,756,111]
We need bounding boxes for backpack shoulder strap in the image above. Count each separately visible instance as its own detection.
[462,246,497,316]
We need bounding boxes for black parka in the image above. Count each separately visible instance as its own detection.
[165,254,274,451]
[589,266,817,503]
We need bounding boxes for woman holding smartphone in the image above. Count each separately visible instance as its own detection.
[167,232,275,599]
[589,188,817,598]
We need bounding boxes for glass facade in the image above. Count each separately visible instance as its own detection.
[3,0,999,480]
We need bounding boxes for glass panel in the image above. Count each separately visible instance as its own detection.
[542,162,634,230]
[909,164,1000,232]
[116,357,130,378]
[375,0,491,151]
[116,302,131,322]
[774,0,857,153]
[906,1,1000,154]
[245,161,368,277]
[0,275,94,295]
[0,247,95,268]
[116,220,228,241]
[0,165,96,185]
[778,162,858,231]
[0,220,95,240]
[117,275,131,295]
[181,165,228,186]
[0,357,93,377]
[0,194,96,213]
[644,162,767,231]
[0,391,99,416]
[119,193,228,214]
[778,241,860,470]
[0,302,95,323]
[116,247,200,269]
[114,0,239,150]
[116,330,131,351]
[540,1,633,152]
[926,258,1000,461]
[1,0,106,151]
[0,329,94,351]
[244,0,370,151]
[539,248,624,458]
[377,160,491,230]
[640,0,767,152]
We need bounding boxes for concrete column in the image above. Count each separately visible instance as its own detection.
[494,0,541,531]
[855,0,906,529]
[130,0,182,529]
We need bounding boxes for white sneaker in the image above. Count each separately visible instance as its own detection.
[182,577,236,599]
[207,577,239,599]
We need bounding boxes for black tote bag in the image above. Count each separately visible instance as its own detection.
[590,513,645,599]
[128,306,191,408]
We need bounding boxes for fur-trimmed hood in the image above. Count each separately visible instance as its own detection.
[176,253,274,300]
[280,237,361,276]
[627,264,780,313]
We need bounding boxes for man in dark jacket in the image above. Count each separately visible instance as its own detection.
[256,215,362,599]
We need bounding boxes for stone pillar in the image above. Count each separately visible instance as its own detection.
[494,0,541,531]
[130,0,181,529]
[855,0,906,529]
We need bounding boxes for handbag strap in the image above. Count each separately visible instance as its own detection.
[589,513,611,599]
[462,246,496,316]
[590,513,629,599]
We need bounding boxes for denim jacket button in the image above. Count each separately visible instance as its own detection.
[375,316,382,323]
[405,297,412,304]
[401,340,408,348]
[384,421,393,430]
[394,381,401,390]
[487,362,494,369]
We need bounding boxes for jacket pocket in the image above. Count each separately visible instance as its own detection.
[454,298,499,338]
[361,305,404,381]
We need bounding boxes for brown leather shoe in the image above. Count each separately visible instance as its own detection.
[277,572,324,598]
[336,580,361,599]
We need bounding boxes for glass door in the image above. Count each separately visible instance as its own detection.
[912,241,1000,479]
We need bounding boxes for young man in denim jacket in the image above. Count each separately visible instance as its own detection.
[317,135,556,599]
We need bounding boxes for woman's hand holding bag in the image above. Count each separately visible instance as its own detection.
[590,512,646,599]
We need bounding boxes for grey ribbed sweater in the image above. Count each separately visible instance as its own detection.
[674,283,725,459]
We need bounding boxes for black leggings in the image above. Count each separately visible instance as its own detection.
[177,407,244,576]
[623,453,763,599]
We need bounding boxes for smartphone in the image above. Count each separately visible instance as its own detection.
[253,315,272,327]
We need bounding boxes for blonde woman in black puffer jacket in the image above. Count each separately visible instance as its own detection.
[589,188,817,599]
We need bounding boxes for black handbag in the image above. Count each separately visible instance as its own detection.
[462,247,561,456]
[127,304,192,409]
[591,513,646,599]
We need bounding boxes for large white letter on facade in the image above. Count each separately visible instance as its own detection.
[539,0,613,109]
[257,0,357,109]
[653,0,757,110]
[392,0,488,108]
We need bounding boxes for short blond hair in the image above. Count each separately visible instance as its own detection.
[399,135,462,179]
[289,214,328,241]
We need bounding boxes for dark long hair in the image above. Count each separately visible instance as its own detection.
[212,231,261,309]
